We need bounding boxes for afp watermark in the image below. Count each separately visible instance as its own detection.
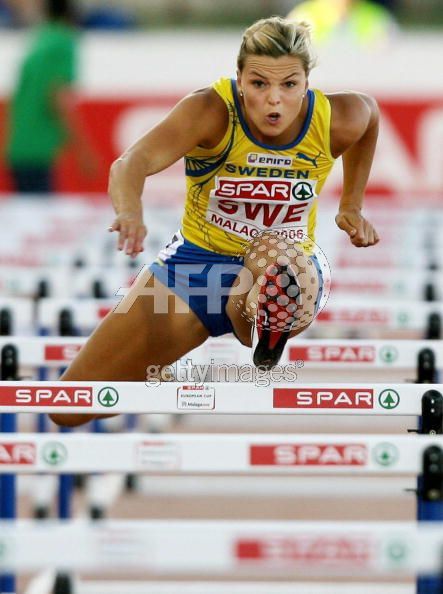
[115,263,253,315]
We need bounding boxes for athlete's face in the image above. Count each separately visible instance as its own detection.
[237,55,308,144]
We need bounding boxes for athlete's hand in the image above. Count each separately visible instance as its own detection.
[108,212,147,258]
[335,209,379,247]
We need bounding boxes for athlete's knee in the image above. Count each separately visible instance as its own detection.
[242,234,317,317]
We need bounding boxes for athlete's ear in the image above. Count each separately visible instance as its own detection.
[236,70,243,96]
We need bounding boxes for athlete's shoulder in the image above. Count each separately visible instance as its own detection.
[326,91,379,155]
[187,84,229,113]
[183,84,230,149]
[326,91,378,115]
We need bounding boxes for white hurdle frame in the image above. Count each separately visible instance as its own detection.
[1,336,442,369]
[1,520,442,575]
[0,434,440,474]
[33,298,443,332]
[0,381,440,415]
[0,336,441,369]
[73,581,413,594]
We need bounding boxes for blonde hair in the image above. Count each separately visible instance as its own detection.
[237,16,316,75]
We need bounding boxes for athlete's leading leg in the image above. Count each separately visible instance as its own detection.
[226,232,325,367]
[50,270,209,427]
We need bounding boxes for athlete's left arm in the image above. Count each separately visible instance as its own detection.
[328,92,380,248]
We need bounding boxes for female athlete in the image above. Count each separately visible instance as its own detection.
[51,16,379,427]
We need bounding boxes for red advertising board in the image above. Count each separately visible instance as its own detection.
[0,96,442,200]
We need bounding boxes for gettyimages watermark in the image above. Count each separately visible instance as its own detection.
[145,358,304,388]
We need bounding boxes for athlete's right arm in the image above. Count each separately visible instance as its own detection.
[108,88,227,257]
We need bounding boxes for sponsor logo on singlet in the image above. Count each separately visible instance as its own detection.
[207,176,317,240]
[247,152,293,168]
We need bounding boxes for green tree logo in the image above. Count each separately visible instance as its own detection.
[386,540,408,564]
[373,443,399,467]
[378,389,400,410]
[42,442,68,467]
[292,182,314,201]
[397,312,409,326]
[379,346,398,364]
[98,387,119,408]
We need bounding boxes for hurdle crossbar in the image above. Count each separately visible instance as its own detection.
[191,338,443,369]
[3,337,443,369]
[1,520,442,575]
[0,381,440,415]
[34,298,443,331]
[75,580,413,594]
[316,300,443,329]
[136,476,417,498]
[0,433,441,474]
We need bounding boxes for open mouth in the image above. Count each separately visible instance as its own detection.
[266,112,281,125]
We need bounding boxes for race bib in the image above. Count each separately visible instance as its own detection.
[207,176,317,241]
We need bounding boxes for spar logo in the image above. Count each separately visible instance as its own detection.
[378,389,400,410]
[97,387,119,408]
[0,386,93,407]
[44,344,82,362]
[273,388,374,409]
[212,177,315,202]
[42,442,68,466]
[372,442,399,467]
[289,346,376,363]
[236,536,372,565]
[379,346,398,364]
[250,443,367,466]
[0,443,36,465]
[292,181,314,201]
[247,153,292,168]
[317,310,389,324]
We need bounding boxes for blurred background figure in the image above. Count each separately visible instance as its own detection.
[3,0,99,194]
[287,0,398,47]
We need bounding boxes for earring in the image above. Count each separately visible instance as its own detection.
[239,90,244,97]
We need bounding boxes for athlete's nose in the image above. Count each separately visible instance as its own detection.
[267,87,281,105]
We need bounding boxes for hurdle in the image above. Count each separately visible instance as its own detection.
[0,433,440,474]
[0,299,34,335]
[24,567,417,593]
[0,266,135,299]
[71,581,414,594]
[36,298,119,335]
[3,336,443,375]
[329,268,443,301]
[316,299,443,332]
[33,297,443,338]
[0,381,441,419]
[3,264,442,302]
[1,520,442,576]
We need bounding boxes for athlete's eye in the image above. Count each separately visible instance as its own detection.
[284,81,297,88]
[251,80,266,88]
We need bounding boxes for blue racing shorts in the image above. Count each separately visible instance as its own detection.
[149,231,244,336]
[149,231,329,338]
